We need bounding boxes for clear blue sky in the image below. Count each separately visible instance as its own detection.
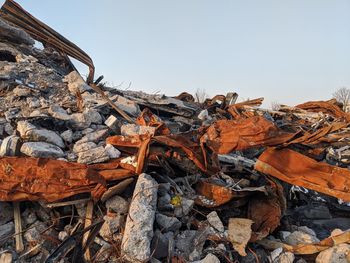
[5,0,350,107]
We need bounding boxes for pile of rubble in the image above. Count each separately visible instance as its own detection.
[1,1,350,262]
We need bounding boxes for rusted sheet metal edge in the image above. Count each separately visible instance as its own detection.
[0,0,95,83]
[255,147,350,202]
[258,230,350,255]
[0,156,135,202]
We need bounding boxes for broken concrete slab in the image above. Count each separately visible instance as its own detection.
[121,173,158,263]
[0,135,20,157]
[0,202,13,225]
[284,231,320,246]
[155,213,181,232]
[0,221,14,242]
[17,120,65,148]
[48,105,71,121]
[77,146,109,164]
[207,211,224,232]
[315,243,350,263]
[73,141,97,153]
[121,124,156,136]
[105,144,121,159]
[105,195,129,214]
[20,141,65,158]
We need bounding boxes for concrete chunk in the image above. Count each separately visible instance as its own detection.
[122,173,158,262]
[20,142,64,158]
[121,124,156,136]
[77,146,109,164]
[17,120,65,148]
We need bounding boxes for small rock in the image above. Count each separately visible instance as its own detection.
[105,115,120,133]
[81,127,94,135]
[0,221,14,240]
[112,95,140,116]
[20,142,65,158]
[228,218,253,256]
[295,204,332,220]
[156,213,181,232]
[105,144,121,159]
[73,141,97,153]
[13,86,31,97]
[48,105,71,121]
[22,208,37,227]
[0,202,13,225]
[191,253,220,263]
[69,113,91,130]
[77,146,109,164]
[174,197,194,217]
[24,221,46,243]
[0,135,20,157]
[72,131,83,141]
[4,123,14,135]
[17,120,65,148]
[105,195,129,214]
[121,124,156,136]
[0,252,13,263]
[76,128,108,144]
[67,152,78,162]
[58,231,69,241]
[100,214,124,241]
[316,243,350,263]
[175,230,198,258]
[273,252,295,263]
[151,230,174,259]
[297,226,317,237]
[331,229,343,237]
[63,71,92,94]
[84,109,102,124]
[27,97,40,108]
[279,231,291,241]
[284,231,320,246]
[60,130,73,144]
[207,211,224,232]
[121,173,158,262]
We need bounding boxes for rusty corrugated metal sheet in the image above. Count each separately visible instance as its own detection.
[255,147,350,201]
[0,157,134,202]
[296,100,350,122]
[201,116,296,154]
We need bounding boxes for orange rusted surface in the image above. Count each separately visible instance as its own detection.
[0,157,134,202]
[195,179,251,207]
[136,108,170,135]
[201,116,296,154]
[154,135,207,172]
[255,147,350,201]
[296,100,350,122]
[248,196,282,242]
[284,122,347,146]
[227,98,264,119]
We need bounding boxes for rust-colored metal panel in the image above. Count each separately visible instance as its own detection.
[0,157,134,202]
[201,116,296,154]
[255,147,350,201]
[296,100,350,122]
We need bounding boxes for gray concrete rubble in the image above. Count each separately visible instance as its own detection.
[1,4,350,263]
[121,123,156,136]
[77,145,109,164]
[121,173,158,262]
[20,141,65,158]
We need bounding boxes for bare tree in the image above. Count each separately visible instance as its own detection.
[195,88,208,103]
[333,87,350,111]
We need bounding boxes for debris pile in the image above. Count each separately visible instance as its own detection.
[1,1,350,262]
